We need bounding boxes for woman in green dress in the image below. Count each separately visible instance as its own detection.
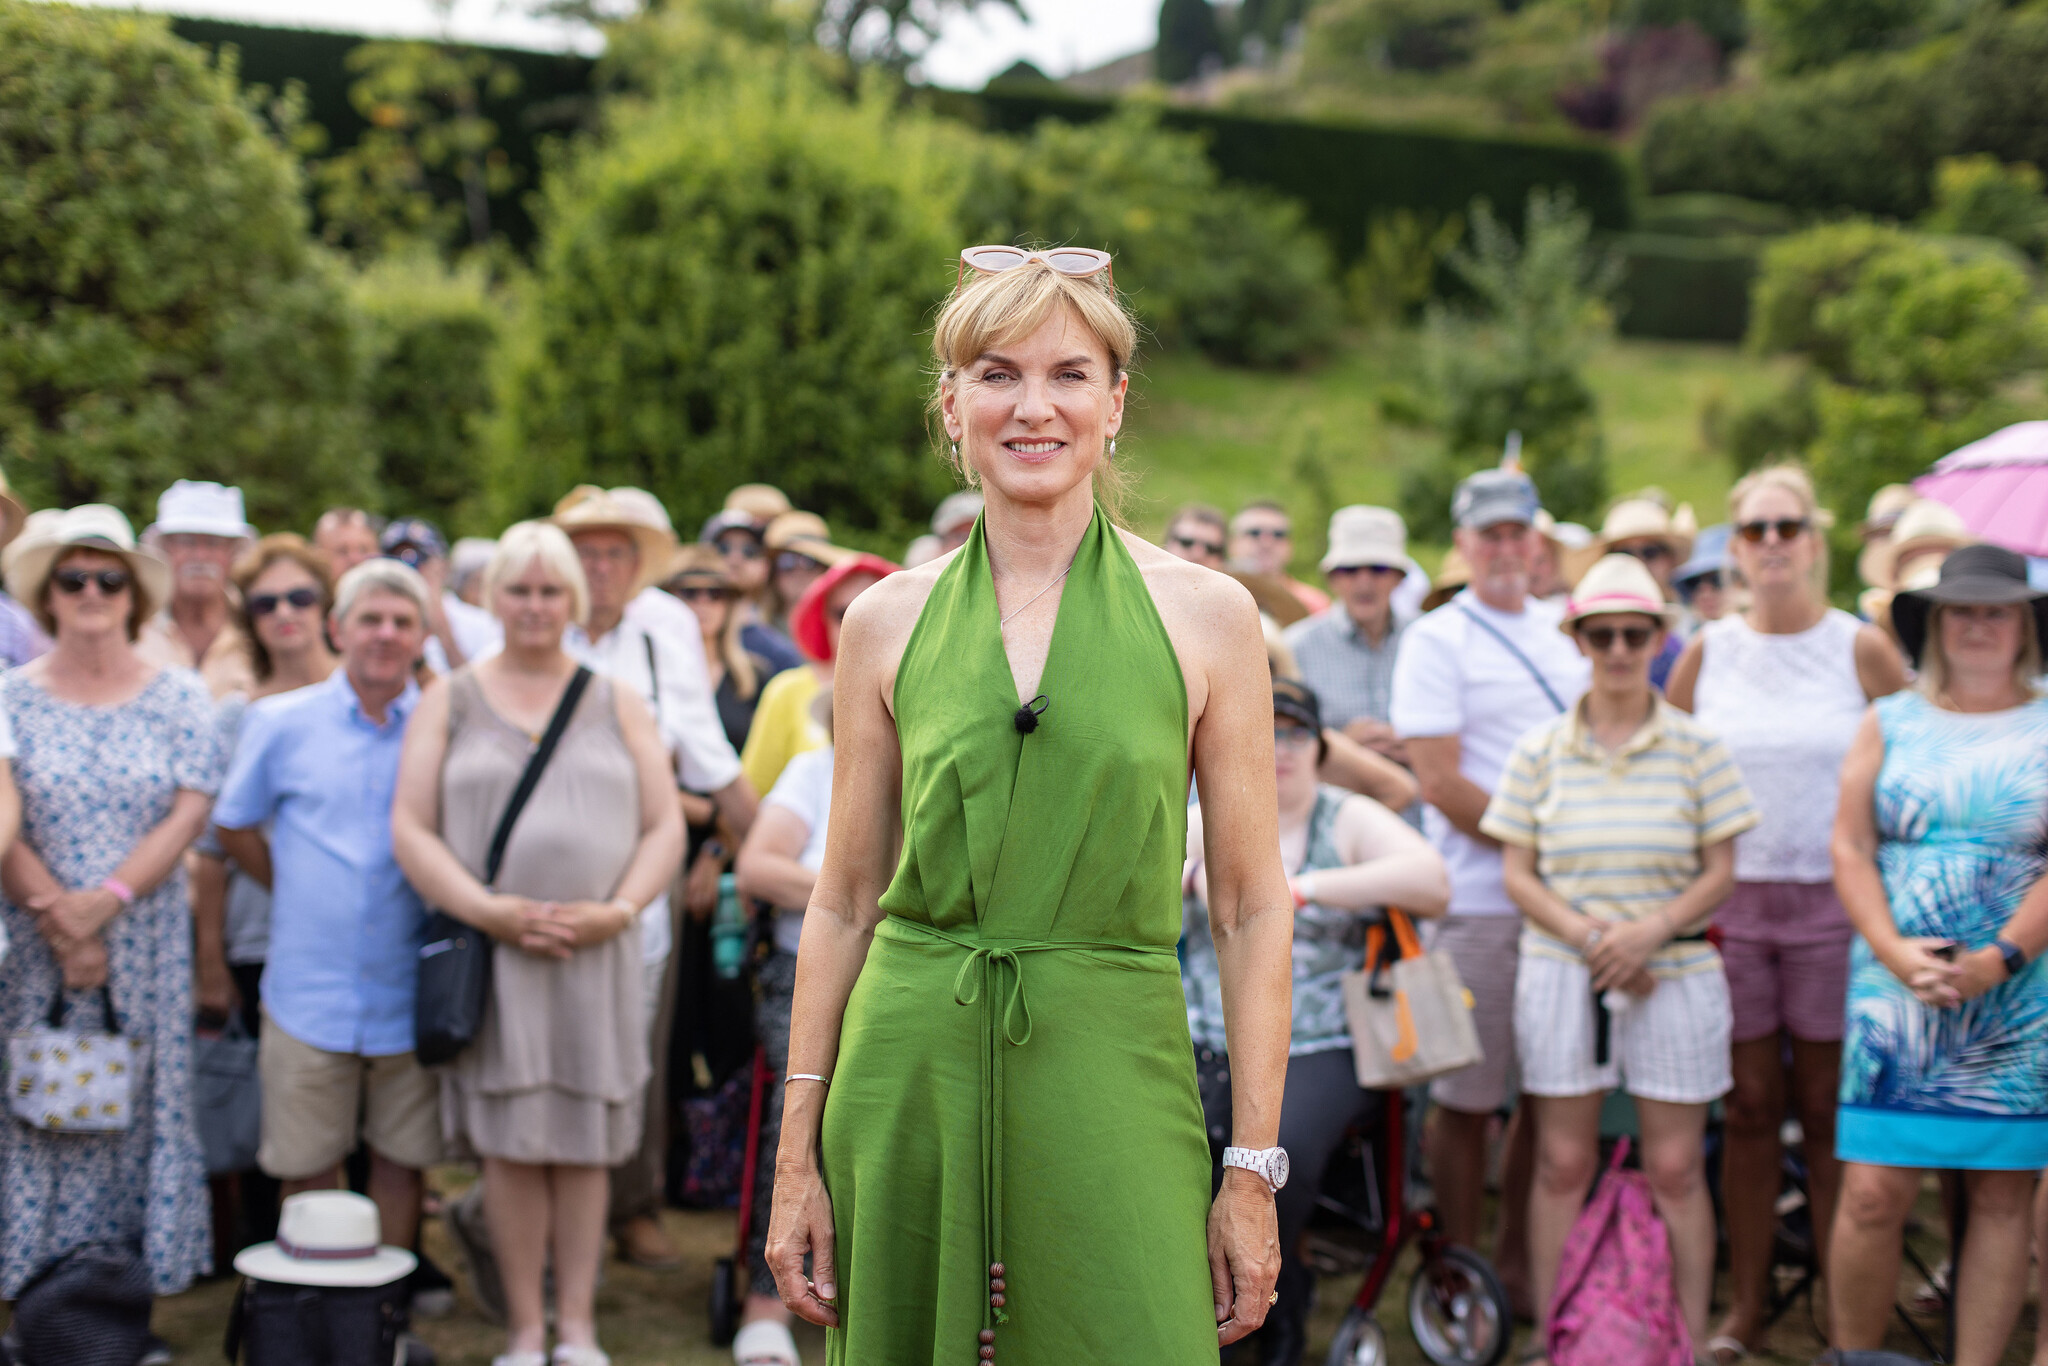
[764,251,1295,1365]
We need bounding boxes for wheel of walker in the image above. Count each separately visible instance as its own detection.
[1407,1244,1511,1366]
[1323,1306,1389,1366]
[710,1257,739,1346]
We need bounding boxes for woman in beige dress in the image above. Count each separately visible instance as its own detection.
[393,521,683,1366]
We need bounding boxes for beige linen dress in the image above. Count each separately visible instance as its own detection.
[438,668,649,1166]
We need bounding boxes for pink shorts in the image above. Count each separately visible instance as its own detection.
[1715,881,1853,1044]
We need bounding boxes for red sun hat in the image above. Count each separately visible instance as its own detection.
[791,553,901,662]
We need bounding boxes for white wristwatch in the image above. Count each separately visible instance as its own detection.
[1223,1145,1290,1192]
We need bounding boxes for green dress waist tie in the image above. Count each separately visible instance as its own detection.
[820,507,1220,1365]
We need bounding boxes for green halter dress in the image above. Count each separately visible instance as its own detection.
[819,507,1218,1365]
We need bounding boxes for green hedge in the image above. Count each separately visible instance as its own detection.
[934,87,1637,260]
[1613,233,1760,341]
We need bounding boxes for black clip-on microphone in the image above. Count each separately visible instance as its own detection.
[1013,694,1049,735]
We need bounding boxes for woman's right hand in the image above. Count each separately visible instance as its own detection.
[1881,936,1962,1009]
[474,894,550,950]
[59,934,108,990]
[765,1162,840,1328]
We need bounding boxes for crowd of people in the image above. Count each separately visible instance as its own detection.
[0,437,2043,1365]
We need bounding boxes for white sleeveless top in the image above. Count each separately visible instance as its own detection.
[1693,609,1867,882]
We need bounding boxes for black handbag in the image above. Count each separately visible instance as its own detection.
[224,1277,410,1366]
[7,1242,152,1366]
[414,666,592,1066]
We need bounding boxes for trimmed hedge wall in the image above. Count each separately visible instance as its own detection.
[936,85,1635,260]
[1613,233,1759,341]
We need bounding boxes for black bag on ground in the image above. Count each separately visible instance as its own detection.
[195,1010,261,1174]
[414,666,591,1066]
[7,1242,151,1366]
[225,1277,409,1366]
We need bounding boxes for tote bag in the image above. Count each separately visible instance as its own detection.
[1341,908,1482,1089]
[8,988,147,1134]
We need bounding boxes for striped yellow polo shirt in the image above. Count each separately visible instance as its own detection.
[1480,698,1759,978]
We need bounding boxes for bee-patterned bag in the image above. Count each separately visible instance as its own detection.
[8,988,147,1133]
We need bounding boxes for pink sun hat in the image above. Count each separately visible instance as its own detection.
[1558,553,1679,635]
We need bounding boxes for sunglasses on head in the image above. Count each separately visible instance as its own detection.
[53,567,131,596]
[249,586,321,617]
[1169,533,1225,557]
[959,245,1114,290]
[1578,624,1656,652]
[1737,518,1809,544]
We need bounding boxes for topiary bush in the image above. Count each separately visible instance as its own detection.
[0,1,368,526]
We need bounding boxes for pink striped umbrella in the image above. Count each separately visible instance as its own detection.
[1914,421,2048,557]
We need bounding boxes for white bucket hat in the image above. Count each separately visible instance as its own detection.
[1558,553,1680,634]
[233,1191,417,1288]
[1319,505,1409,575]
[148,479,255,541]
[2,504,173,610]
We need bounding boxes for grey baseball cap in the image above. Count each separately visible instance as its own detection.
[1452,468,1541,530]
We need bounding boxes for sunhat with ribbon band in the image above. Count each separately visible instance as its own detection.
[3,505,172,611]
[233,1190,417,1289]
[552,485,678,595]
[1558,553,1681,635]
[1888,542,2048,669]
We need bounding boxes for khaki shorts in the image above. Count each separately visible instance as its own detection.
[1425,913,1523,1115]
[257,1011,443,1179]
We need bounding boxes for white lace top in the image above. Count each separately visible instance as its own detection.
[1693,609,1867,883]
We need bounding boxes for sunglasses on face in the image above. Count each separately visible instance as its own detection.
[1682,571,1725,593]
[53,567,131,596]
[677,585,736,603]
[1330,564,1403,579]
[249,586,321,617]
[1578,624,1656,652]
[1274,725,1319,750]
[1737,518,1809,544]
[716,536,765,561]
[958,245,1114,290]
[1169,533,1225,558]
[1613,542,1671,563]
[775,552,824,575]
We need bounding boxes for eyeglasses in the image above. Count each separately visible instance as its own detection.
[959,245,1114,290]
[1169,533,1225,558]
[249,587,321,617]
[677,585,736,603]
[53,567,131,596]
[1237,526,1292,541]
[775,551,824,575]
[1681,571,1725,594]
[1274,725,1319,749]
[1578,624,1656,652]
[1737,518,1809,544]
[715,536,765,561]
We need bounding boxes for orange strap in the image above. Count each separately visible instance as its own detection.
[1367,909,1424,1063]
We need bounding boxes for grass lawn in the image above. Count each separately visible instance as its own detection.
[1121,331,1798,575]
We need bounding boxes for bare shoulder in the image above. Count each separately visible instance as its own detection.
[835,548,960,713]
[1117,528,1260,644]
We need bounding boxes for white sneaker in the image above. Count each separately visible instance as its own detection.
[733,1319,801,1366]
[551,1347,611,1366]
[489,1355,546,1366]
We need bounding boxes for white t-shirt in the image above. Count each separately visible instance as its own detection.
[423,592,504,675]
[1389,589,1590,915]
[763,746,834,955]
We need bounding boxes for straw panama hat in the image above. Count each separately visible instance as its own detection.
[724,483,793,525]
[234,1190,417,1289]
[1596,497,1696,560]
[3,504,172,609]
[1858,497,1972,590]
[1559,553,1681,635]
[552,485,678,595]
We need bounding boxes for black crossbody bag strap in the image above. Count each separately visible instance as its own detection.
[642,633,662,729]
[1456,603,1567,714]
[483,666,592,888]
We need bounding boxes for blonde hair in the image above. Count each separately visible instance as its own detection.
[1915,601,2043,703]
[484,521,590,627]
[668,543,759,701]
[930,259,1140,521]
[1728,463,1833,599]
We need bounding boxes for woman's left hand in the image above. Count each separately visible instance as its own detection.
[58,934,108,990]
[31,886,119,952]
[1953,946,2010,1004]
[1207,1168,1281,1345]
[1584,916,1664,992]
[530,900,637,951]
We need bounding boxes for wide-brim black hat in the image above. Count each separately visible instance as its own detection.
[1890,542,2048,667]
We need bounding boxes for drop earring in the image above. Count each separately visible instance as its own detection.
[1107,438,1118,458]
[951,441,960,462]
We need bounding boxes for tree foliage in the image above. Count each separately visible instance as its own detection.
[1751,0,1930,74]
[1920,154,2048,259]
[1156,0,1229,83]
[0,1,367,527]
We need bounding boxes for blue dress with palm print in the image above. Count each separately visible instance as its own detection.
[1837,690,2048,1169]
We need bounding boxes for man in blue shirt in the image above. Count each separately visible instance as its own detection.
[214,558,437,1258]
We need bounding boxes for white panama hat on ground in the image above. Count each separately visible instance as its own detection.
[233,1190,417,1288]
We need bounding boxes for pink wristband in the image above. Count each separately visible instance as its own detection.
[100,876,135,905]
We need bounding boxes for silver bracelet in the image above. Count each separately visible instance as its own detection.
[786,1073,830,1087]
[1581,926,1604,953]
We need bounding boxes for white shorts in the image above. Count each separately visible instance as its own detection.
[1514,953,1731,1105]
[1425,914,1523,1114]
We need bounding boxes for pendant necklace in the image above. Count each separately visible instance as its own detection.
[1000,560,1075,628]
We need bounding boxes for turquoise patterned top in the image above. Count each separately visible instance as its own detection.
[1183,786,1363,1056]
[1837,689,2048,1170]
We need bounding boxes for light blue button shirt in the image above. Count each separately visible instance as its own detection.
[213,671,425,1056]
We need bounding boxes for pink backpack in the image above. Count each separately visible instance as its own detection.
[1546,1138,1693,1366]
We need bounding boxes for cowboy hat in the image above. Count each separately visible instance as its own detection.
[1857,497,1972,591]
[233,1191,417,1289]
[552,485,678,595]
[1558,553,1681,635]
[3,505,172,610]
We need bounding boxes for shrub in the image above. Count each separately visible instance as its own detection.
[354,253,506,532]
[1919,155,2048,259]
[1751,0,1930,74]
[1302,0,1491,75]
[498,65,962,542]
[1613,234,1760,342]
[0,2,367,526]
[1346,210,1464,328]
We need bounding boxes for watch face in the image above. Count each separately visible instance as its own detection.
[1269,1149,1290,1189]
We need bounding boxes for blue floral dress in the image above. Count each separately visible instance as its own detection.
[0,668,222,1297]
[1838,690,2048,1170]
